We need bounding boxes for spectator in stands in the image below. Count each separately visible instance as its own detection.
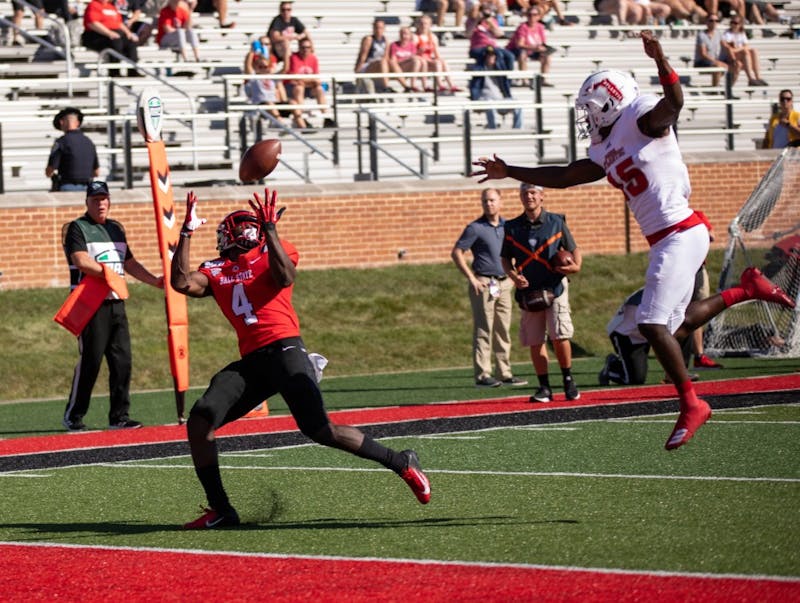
[466,0,508,32]
[389,25,426,92]
[11,0,45,46]
[720,16,768,86]
[116,0,153,45]
[46,107,100,192]
[696,0,746,19]
[693,14,727,86]
[633,0,672,24]
[186,0,236,29]
[468,5,515,69]
[468,46,522,129]
[593,0,646,26]
[268,1,308,62]
[244,44,291,126]
[414,15,461,93]
[658,0,707,23]
[746,0,781,25]
[284,39,335,130]
[156,0,201,61]
[354,18,391,93]
[535,0,574,26]
[82,0,140,76]
[763,90,800,148]
[417,0,466,27]
[506,6,556,85]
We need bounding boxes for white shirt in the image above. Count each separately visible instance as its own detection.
[587,95,692,237]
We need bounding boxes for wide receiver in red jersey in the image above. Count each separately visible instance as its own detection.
[171,189,430,529]
[472,31,795,451]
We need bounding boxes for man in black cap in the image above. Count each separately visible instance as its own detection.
[62,181,163,431]
[46,107,100,192]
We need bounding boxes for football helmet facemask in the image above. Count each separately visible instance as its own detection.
[216,210,261,254]
[575,70,639,143]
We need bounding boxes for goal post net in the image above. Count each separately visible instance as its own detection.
[704,147,800,358]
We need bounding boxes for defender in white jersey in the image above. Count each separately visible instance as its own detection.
[472,31,795,450]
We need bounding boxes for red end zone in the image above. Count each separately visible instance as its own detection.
[1,374,798,457]
[1,542,798,602]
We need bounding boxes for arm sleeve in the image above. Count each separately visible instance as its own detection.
[454,224,477,251]
[64,221,87,256]
[560,221,578,252]
[47,140,62,169]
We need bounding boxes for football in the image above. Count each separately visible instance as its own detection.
[239,139,281,182]
[550,249,574,269]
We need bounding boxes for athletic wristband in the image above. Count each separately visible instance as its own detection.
[659,71,679,86]
[179,229,192,238]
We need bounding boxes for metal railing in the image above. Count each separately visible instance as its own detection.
[95,49,199,168]
[0,2,74,95]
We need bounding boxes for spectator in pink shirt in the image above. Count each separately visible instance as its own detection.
[506,6,556,85]
[284,40,335,129]
[389,26,425,92]
[469,7,514,69]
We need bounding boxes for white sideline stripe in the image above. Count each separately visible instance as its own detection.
[92,463,800,483]
[0,473,52,478]
[1,540,798,583]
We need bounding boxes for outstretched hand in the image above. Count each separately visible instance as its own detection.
[182,191,207,235]
[641,30,664,61]
[471,154,509,183]
[249,188,286,230]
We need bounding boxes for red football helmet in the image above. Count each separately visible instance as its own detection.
[216,210,261,254]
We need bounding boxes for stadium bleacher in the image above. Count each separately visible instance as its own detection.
[0,0,798,192]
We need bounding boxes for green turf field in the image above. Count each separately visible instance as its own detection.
[2,402,798,576]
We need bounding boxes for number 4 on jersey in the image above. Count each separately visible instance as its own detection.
[232,283,257,325]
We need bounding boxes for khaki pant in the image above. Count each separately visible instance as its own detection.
[469,275,514,381]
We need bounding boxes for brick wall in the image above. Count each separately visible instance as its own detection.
[0,155,776,290]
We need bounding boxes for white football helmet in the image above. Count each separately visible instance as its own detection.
[575,70,640,143]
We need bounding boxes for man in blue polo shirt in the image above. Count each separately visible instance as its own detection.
[452,188,528,388]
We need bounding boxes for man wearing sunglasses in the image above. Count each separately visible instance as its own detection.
[693,16,727,87]
[763,90,800,149]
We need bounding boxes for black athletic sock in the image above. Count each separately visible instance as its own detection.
[355,436,406,473]
[560,367,573,380]
[195,464,233,513]
[537,374,551,388]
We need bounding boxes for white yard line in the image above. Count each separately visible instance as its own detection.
[89,462,800,483]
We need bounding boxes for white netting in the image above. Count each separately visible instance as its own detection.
[704,147,800,358]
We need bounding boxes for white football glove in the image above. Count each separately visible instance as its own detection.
[181,191,207,236]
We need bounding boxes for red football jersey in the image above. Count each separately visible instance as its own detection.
[199,242,301,357]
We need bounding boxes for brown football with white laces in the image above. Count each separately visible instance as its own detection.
[239,139,281,182]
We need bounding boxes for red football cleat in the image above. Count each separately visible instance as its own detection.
[665,400,712,451]
[694,354,723,370]
[400,450,431,504]
[183,507,240,529]
[740,267,795,309]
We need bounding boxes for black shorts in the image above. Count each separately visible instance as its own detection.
[194,0,215,13]
[190,336,330,436]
